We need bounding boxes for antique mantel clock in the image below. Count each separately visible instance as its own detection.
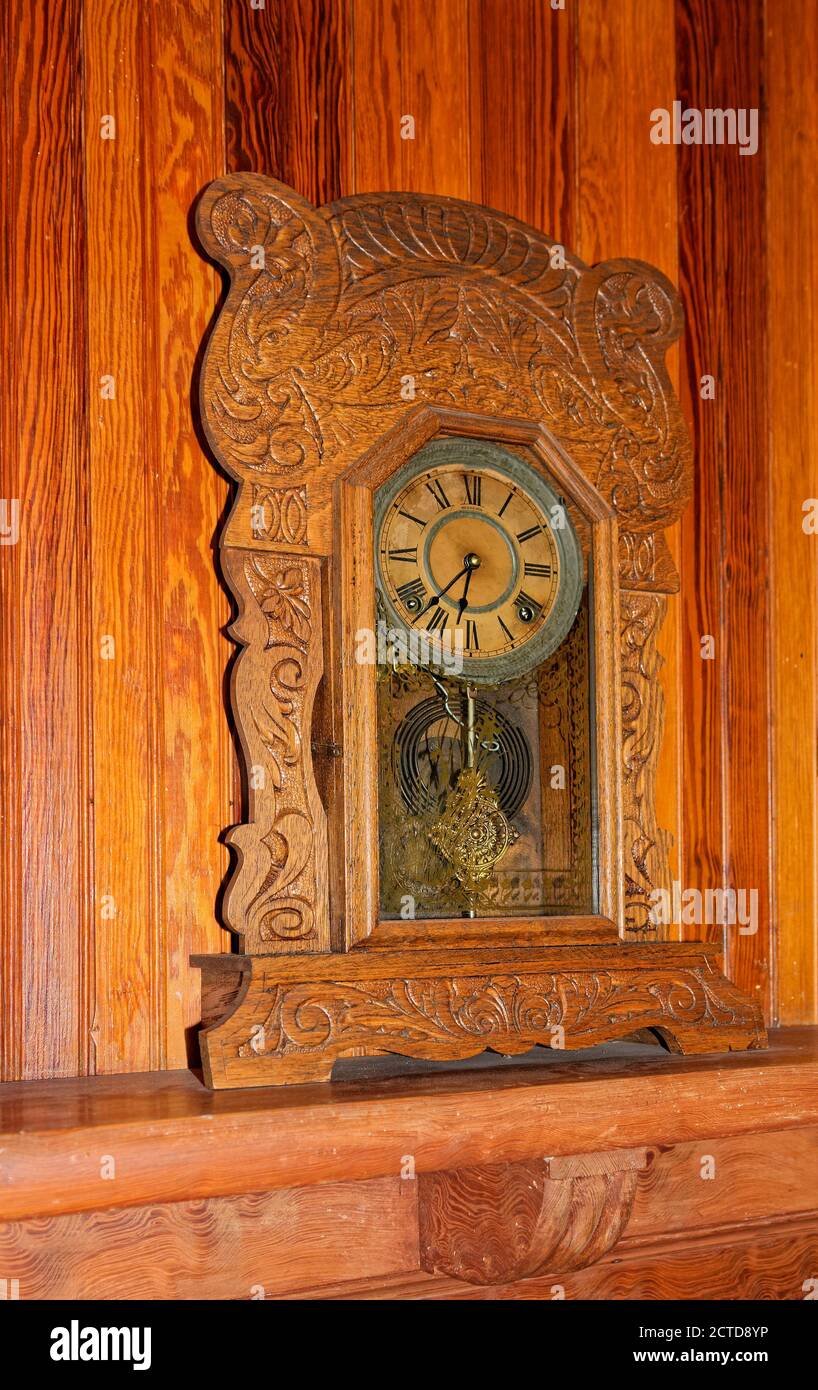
[192,175,765,1087]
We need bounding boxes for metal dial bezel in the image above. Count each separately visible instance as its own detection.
[374,437,585,684]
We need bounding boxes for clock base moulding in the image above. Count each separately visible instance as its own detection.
[193,943,766,1089]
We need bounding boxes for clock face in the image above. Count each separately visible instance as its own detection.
[374,439,584,683]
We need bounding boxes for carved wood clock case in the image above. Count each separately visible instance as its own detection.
[192,175,765,1088]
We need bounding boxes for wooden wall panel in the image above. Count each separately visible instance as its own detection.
[766,0,818,1024]
[146,0,230,1065]
[0,0,89,1079]
[577,0,681,925]
[468,0,576,244]
[83,0,158,1072]
[82,1,228,1072]
[674,2,726,950]
[351,0,470,197]
[1,0,816,1080]
[225,0,351,201]
[675,0,771,1015]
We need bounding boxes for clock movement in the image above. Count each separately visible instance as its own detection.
[192,175,765,1087]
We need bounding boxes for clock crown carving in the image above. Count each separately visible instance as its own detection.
[192,175,764,1090]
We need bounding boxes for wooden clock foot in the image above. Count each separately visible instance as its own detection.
[193,943,766,1090]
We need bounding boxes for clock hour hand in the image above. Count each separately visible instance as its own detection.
[456,566,474,622]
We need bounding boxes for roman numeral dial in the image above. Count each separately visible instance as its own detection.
[376,451,581,679]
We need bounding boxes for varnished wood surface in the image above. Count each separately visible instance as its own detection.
[194,943,764,1087]
[766,0,818,1024]
[577,0,682,926]
[0,1027,814,1222]
[1,0,88,1081]
[0,1178,419,1301]
[309,1216,818,1301]
[1,0,816,1082]
[676,0,771,1013]
[225,0,350,202]
[196,161,706,1073]
[0,1114,816,1298]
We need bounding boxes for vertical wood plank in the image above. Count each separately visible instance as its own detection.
[675,0,771,1014]
[577,0,681,927]
[766,0,818,1024]
[0,0,89,1078]
[147,0,230,1064]
[351,0,470,197]
[577,0,678,273]
[349,0,402,190]
[468,0,576,244]
[397,0,470,196]
[83,0,159,1070]
[225,0,351,202]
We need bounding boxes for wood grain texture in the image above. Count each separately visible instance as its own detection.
[627,1126,818,1236]
[191,164,751,1077]
[146,0,230,1064]
[675,0,771,1016]
[196,943,764,1087]
[196,174,693,994]
[310,1216,818,1299]
[5,1116,817,1300]
[766,0,818,1025]
[418,1148,647,1284]
[351,0,470,197]
[2,0,816,1086]
[0,0,89,1079]
[0,1027,811,1224]
[225,0,351,201]
[467,0,576,244]
[1,0,228,1079]
[83,0,158,1071]
[578,0,682,937]
[7,1119,815,1299]
[1,1168,815,1300]
[577,0,678,274]
[220,549,330,953]
[0,1178,418,1300]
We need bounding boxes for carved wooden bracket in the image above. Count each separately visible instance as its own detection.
[418,1147,649,1286]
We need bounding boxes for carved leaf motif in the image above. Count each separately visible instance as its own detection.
[233,961,764,1065]
[221,550,327,952]
[200,182,692,531]
[244,559,311,648]
[620,592,672,933]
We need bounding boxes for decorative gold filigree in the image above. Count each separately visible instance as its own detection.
[428,768,518,904]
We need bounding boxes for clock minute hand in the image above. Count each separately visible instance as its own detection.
[413,563,469,622]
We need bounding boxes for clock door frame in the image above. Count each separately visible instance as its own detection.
[333,404,622,952]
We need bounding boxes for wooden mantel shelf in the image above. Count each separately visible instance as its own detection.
[1,1027,816,1225]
